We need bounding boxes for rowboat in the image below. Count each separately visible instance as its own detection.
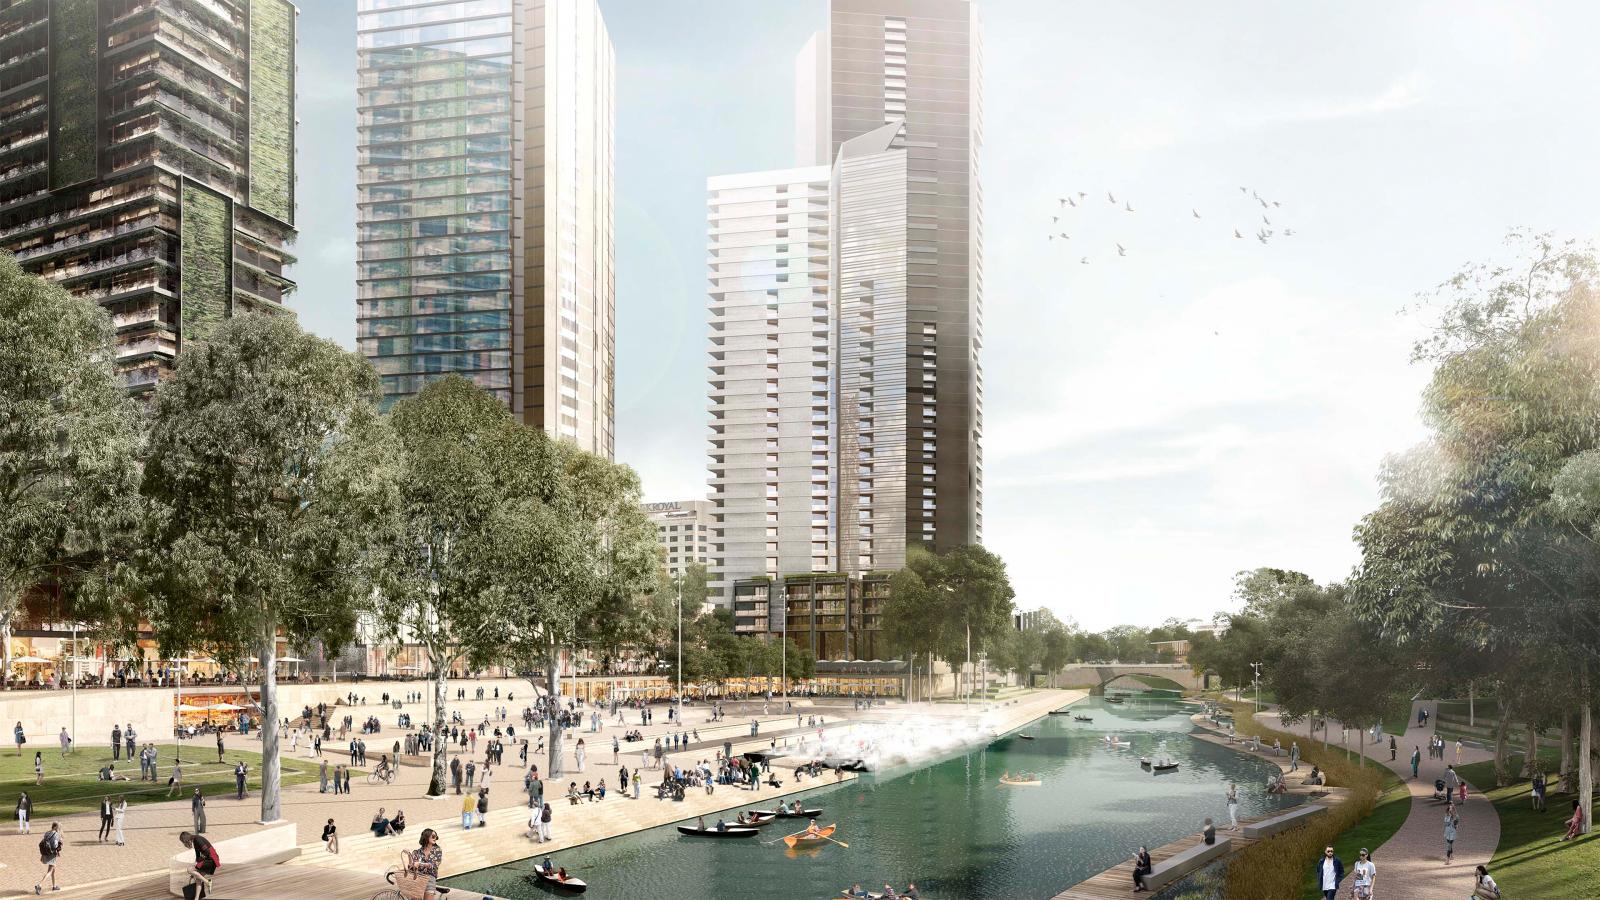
[1104,696,1126,704]
[1072,716,1094,723]
[1047,710,1074,716]
[999,775,1041,786]
[1140,757,1179,772]
[783,823,837,848]
[1017,734,1035,741]
[677,824,760,838]
[527,867,588,893]
[774,807,824,818]
[835,893,886,900]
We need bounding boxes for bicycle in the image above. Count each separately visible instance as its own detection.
[372,860,451,900]
[368,765,396,786]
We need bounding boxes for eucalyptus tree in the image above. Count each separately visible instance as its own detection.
[0,257,141,687]
[138,314,387,823]
[370,375,514,796]
[455,428,660,776]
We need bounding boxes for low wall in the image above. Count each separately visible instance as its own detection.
[0,677,531,748]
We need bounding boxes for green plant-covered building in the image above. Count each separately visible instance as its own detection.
[0,0,298,390]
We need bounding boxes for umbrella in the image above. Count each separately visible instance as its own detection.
[10,656,49,664]
[208,702,244,711]
[176,703,207,712]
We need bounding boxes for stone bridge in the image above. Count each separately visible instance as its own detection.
[1052,663,1201,691]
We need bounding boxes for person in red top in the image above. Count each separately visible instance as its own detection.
[178,831,218,900]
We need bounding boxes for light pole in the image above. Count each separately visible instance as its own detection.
[1250,661,1263,715]
[675,576,682,716]
[69,622,78,751]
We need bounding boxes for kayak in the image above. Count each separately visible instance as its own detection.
[999,775,1041,786]
[774,807,824,818]
[527,868,588,893]
[1047,710,1074,716]
[783,823,837,848]
[1017,734,1035,740]
[1072,716,1094,722]
[677,824,761,838]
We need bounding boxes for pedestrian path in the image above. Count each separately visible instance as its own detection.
[1254,700,1500,900]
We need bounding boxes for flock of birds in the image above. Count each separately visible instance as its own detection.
[1046,186,1295,264]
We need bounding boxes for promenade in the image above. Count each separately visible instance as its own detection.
[1254,700,1500,900]
[0,684,1080,898]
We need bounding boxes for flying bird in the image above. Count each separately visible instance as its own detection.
[1068,196,1077,207]
[1233,229,1243,239]
[1239,186,1248,194]
[1059,232,1069,239]
[1107,191,1117,204]
[1047,235,1054,241]
[1052,215,1059,223]
[1192,209,1202,219]
[1124,201,1134,212]
[1263,215,1271,225]
[1272,201,1281,208]
[1284,228,1295,236]
[1259,198,1269,209]
[1257,232,1269,244]
[1058,197,1067,206]
[1078,191,1087,199]
[1116,243,1127,257]
[1080,257,1089,264]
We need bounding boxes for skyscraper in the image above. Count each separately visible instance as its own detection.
[356,0,616,458]
[0,0,300,390]
[709,0,983,611]
[803,0,984,556]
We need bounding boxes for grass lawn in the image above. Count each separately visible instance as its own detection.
[1299,767,1411,900]
[0,741,329,822]
[1457,756,1600,896]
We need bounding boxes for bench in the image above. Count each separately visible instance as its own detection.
[167,822,299,896]
[1142,836,1231,892]
[1242,804,1326,839]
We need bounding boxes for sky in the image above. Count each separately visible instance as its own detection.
[293,1,1600,631]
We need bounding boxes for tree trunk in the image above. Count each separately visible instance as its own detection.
[1358,725,1366,769]
[258,629,282,823]
[547,642,564,777]
[1581,697,1593,835]
[427,654,447,797]
[0,605,11,690]
[1493,714,1511,787]
[1559,711,1576,795]
[1521,720,1539,778]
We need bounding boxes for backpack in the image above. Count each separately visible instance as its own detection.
[38,832,56,860]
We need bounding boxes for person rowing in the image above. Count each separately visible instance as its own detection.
[804,818,822,838]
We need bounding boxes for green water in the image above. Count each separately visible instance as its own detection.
[444,697,1298,900]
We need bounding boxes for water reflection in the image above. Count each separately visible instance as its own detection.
[445,697,1298,900]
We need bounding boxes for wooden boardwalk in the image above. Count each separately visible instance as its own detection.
[87,865,386,900]
[1051,719,1346,900]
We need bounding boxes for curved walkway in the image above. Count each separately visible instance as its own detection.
[1255,700,1499,900]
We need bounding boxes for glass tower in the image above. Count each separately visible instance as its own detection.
[356,0,615,459]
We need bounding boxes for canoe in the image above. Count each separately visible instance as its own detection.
[1073,716,1094,722]
[783,823,837,848]
[774,807,824,818]
[999,776,1041,786]
[1017,734,1035,740]
[527,868,588,893]
[738,811,778,826]
[835,893,886,900]
[1104,697,1126,704]
[677,824,761,838]
[1046,710,1074,716]
[1152,763,1179,772]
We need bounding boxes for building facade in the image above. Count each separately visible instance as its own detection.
[356,0,615,458]
[708,0,983,640]
[0,0,299,390]
[643,499,713,580]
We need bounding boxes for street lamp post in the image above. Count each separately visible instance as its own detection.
[1251,661,1263,715]
[675,576,683,716]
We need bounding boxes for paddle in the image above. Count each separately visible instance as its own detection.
[765,828,808,846]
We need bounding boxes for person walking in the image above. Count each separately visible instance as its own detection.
[1314,845,1344,900]
[319,758,329,793]
[575,738,586,773]
[234,761,247,801]
[36,821,62,894]
[1531,769,1547,811]
[124,725,135,760]
[17,790,32,834]
[56,727,68,757]
[1289,741,1300,772]
[1444,803,1460,864]
[342,764,352,794]
[113,796,127,846]
[451,756,463,794]
[112,725,121,761]
[1388,734,1397,762]
[167,761,184,798]
[33,751,42,786]
[98,795,114,842]
[1351,847,1375,899]
[191,787,207,834]
[460,791,475,830]
[539,801,553,842]
[1226,783,1239,831]
[1455,739,1463,765]
[1410,746,1421,780]
[215,732,225,764]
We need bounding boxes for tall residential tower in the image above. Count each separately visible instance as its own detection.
[0,0,299,389]
[708,0,984,624]
[356,0,616,458]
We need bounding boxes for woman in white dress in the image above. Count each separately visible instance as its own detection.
[113,796,127,846]
[1226,783,1239,830]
